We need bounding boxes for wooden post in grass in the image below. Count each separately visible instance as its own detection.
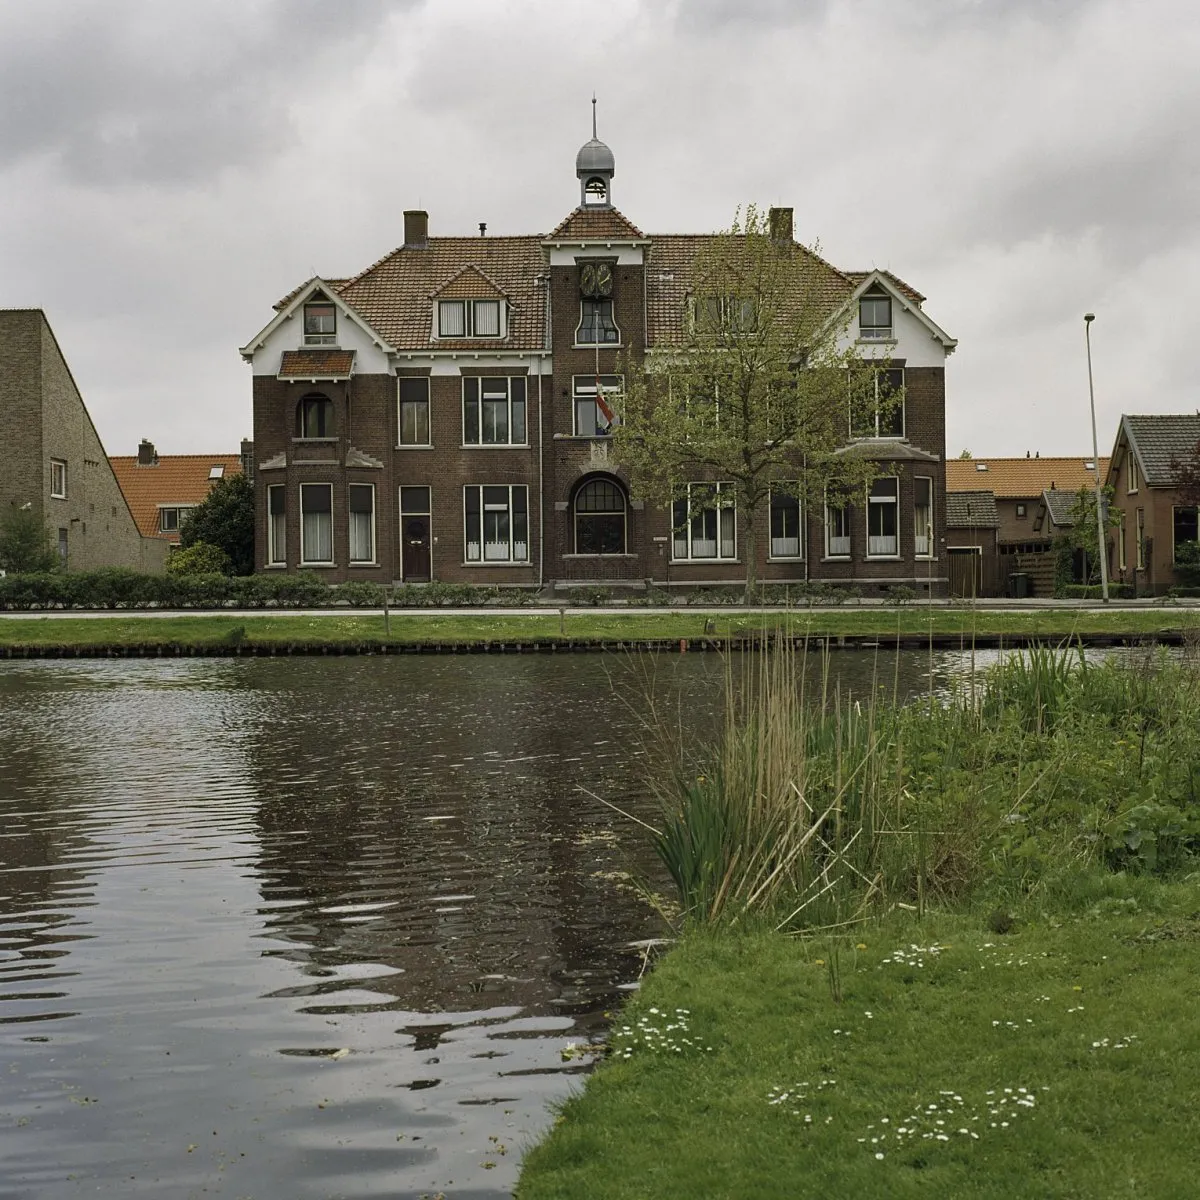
[384,586,391,639]
[559,606,566,637]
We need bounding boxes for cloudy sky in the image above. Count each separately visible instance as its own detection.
[1,0,1195,461]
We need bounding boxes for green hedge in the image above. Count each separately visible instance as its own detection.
[0,570,541,610]
[1057,583,1136,600]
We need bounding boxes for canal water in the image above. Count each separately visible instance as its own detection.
[0,650,985,1198]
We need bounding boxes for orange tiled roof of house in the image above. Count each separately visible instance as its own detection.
[546,206,646,241]
[110,452,243,540]
[279,349,355,379]
[946,456,1109,499]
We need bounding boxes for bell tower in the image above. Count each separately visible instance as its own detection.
[575,97,615,209]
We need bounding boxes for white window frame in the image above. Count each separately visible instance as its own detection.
[849,367,905,439]
[575,298,621,346]
[768,489,803,561]
[303,300,336,346]
[867,476,900,558]
[267,485,286,566]
[672,483,737,562]
[1127,454,1140,495]
[300,482,335,566]
[692,295,757,336]
[858,292,893,341]
[914,475,933,558]
[462,376,528,447]
[348,483,376,564]
[437,299,503,339]
[572,374,623,438]
[1135,507,1145,570]
[1117,508,1126,572]
[464,484,530,564]
[824,494,851,559]
[397,377,431,447]
[50,458,67,499]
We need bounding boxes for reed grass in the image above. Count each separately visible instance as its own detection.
[643,638,1200,933]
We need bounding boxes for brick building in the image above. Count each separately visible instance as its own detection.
[0,309,167,573]
[240,133,956,593]
[946,455,1108,596]
[110,439,249,547]
[1106,414,1200,594]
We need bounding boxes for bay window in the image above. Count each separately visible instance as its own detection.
[300,483,333,564]
[349,484,375,563]
[868,477,899,557]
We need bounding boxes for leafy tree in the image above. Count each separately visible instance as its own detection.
[613,205,888,598]
[958,448,973,459]
[1169,436,1200,508]
[180,472,254,576]
[0,505,58,574]
[166,541,232,577]
[1053,486,1121,587]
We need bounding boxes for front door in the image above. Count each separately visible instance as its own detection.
[402,516,431,582]
[399,486,432,582]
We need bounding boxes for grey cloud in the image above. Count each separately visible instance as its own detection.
[0,0,404,184]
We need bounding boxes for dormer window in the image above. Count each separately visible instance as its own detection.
[859,290,892,340]
[694,295,757,335]
[438,299,502,338]
[304,300,336,345]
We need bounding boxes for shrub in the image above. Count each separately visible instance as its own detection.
[0,506,58,574]
[1172,540,1200,587]
[1059,583,1135,600]
[166,542,232,577]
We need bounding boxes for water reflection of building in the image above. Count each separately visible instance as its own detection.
[246,657,673,1021]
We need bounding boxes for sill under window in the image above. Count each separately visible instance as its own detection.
[299,561,338,568]
[573,342,623,350]
[460,443,530,450]
[462,560,532,567]
[855,336,896,346]
[396,443,434,450]
[264,563,287,570]
[865,555,902,562]
[767,556,805,563]
[670,558,740,566]
[821,555,852,562]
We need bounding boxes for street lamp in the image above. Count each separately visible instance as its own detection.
[1084,313,1109,603]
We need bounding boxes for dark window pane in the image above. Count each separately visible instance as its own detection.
[401,486,430,514]
[350,485,373,514]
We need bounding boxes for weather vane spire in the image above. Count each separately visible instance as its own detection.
[592,93,597,140]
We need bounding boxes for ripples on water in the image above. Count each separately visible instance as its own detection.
[0,649,989,1197]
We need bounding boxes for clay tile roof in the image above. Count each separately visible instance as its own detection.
[945,490,999,528]
[1121,414,1200,486]
[843,269,926,306]
[546,206,646,241]
[643,235,855,349]
[274,279,348,312]
[430,264,507,300]
[945,457,1109,499]
[335,237,548,352]
[278,349,355,379]
[109,454,243,541]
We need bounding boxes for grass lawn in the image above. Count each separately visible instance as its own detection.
[517,874,1200,1199]
[0,607,1199,649]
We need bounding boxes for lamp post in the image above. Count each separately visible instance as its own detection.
[1084,313,1109,603]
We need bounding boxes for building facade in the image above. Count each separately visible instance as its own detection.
[0,309,167,573]
[1106,414,1200,595]
[241,137,956,593]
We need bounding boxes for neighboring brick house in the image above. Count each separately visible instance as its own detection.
[944,490,1000,596]
[240,133,957,593]
[1106,414,1200,594]
[946,455,1109,596]
[0,309,168,573]
[110,439,248,546]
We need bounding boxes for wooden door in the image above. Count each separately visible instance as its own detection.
[399,486,431,582]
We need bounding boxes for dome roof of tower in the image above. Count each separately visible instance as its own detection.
[576,137,615,175]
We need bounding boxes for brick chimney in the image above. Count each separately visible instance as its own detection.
[137,439,157,466]
[768,206,794,245]
[403,210,429,249]
[240,438,254,482]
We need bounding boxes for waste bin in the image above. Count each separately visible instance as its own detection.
[1010,572,1030,599]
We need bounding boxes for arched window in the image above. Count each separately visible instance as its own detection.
[297,393,334,438]
[574,477,626,555]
